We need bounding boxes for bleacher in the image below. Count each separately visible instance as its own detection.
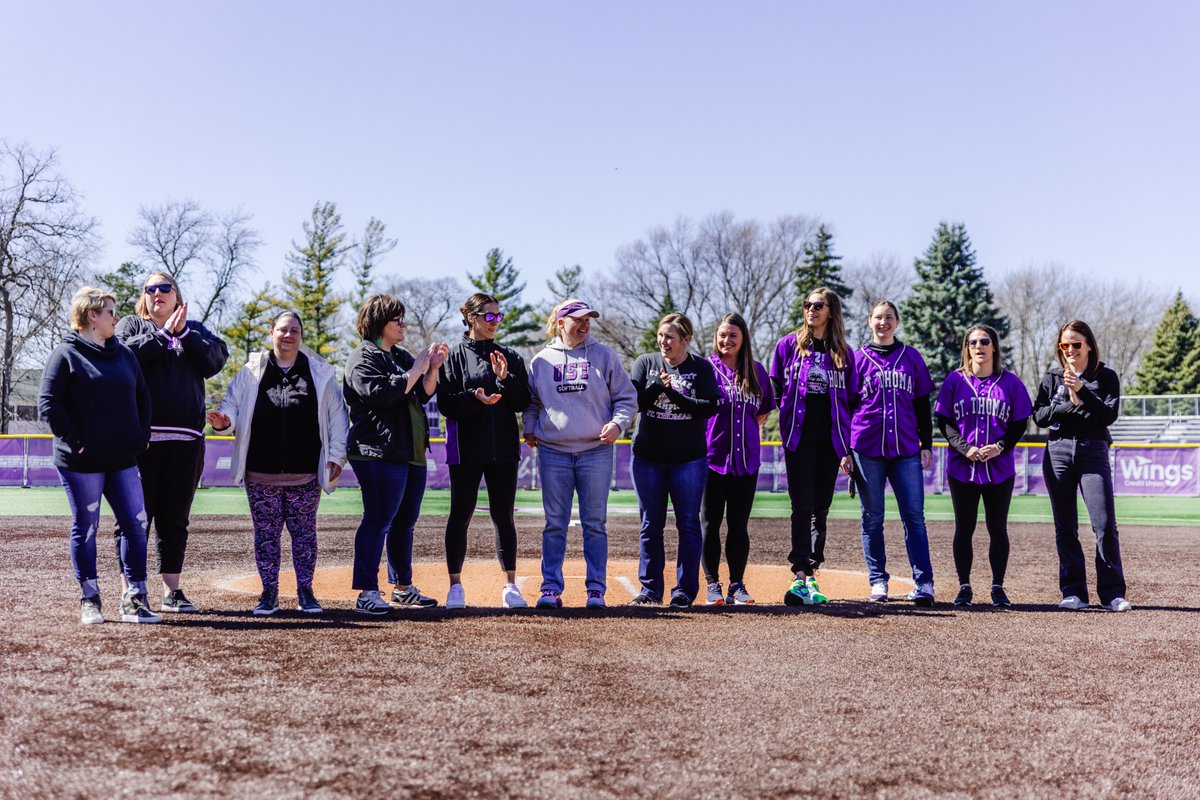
[1109,417,1173,443]
[1108,394,1200,444]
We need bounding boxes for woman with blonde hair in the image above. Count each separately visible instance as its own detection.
[769,288,856,605]
[522,299,637,609]
[40,287,158,624]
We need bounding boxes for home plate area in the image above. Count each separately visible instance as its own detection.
[216,559,915,607]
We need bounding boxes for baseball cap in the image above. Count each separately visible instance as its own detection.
[556,301,600,320]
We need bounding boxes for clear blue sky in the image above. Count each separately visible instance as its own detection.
[8,1,1200,303]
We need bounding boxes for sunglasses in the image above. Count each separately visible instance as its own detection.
[1058,341,1085,352]
[803,301,826,312]
[968,337,992,348]
[390,317,406,327]
[144,283,174,295]
[474,312,504,323]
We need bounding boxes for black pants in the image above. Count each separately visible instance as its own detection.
[115,438,205,575]
[445,462,519,574]
[1043,438,1126,604]
[784,440,839,575]
[948,475,1014,586]
[700,469,758,584]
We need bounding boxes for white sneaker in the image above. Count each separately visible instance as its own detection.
[502,583,527,609]
[446,584,466,609]
[1058,595,1087,610]
[80,598,104,625]
[1107,597,1133,612]
[870,581,889,602]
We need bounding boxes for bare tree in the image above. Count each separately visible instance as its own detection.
[380,275,465,353]
[994,261,1075,394]
[198,208,261,325]
[128,198,212,283]
[0,141,99,432]
[1081,277,1169,384]
[843,251,914,347]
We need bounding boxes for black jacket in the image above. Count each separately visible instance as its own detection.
[115,315,228,437]
[343,341,431,463]
[1033,363,1120,443]
[437,335,530,465]
[38,332,152,472]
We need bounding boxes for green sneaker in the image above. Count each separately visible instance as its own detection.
[806,576,828,604]
[784,578,814,606]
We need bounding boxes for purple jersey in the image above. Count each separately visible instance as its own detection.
[769,333,857,457]
[705,356,776,476]
[850,343,935,458]
[934,370,1032,484]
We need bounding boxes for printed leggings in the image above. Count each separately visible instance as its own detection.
[246,479,321,590]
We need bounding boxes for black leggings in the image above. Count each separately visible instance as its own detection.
[445,462,519,573]
[783,440,839,575]
[700,469,758,584]
[115,438,205,575]
[948,475,1015,586]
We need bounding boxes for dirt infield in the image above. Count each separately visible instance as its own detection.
[1,512,1197,798]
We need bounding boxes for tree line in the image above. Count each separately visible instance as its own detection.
[2,139,1195,434]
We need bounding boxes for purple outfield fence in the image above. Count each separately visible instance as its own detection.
[3,436,1198,497]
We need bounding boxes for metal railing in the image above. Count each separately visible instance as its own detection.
[1119,395,1200,417]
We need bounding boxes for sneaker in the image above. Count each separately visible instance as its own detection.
[784,578,814,606]
[907,583,935,607]
[296,585,323,614]
[80,597,104,625]
[585,589,606,609]
[990,585,1012,608]
[806,576,828,604]
[536,589,562,609]
[705,581,725,606]
[445,584,466,609]
[870,581,889,602]
[502,583,528,609]
[629,592,661,606]
[160,589,199,613]
[391,585,438,609]
[253,587,279,616]
[120,592,162,624]
[355,590,391,616]
[1107,597,1133,612]
[668,592,692,608]
[1058,595,1087,611]
[953,585,973,607]
[726,582,755,605]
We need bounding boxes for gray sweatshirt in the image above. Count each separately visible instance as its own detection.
[522,335,638,453]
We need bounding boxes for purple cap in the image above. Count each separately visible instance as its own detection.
[556,301,600,320]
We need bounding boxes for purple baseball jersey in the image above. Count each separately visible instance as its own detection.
[934,370,1032,484]
[769,333,857,457]
[850,343,935,458]
[705,356,776,475]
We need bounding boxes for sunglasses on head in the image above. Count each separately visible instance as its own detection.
[803,301,826,311]
[144,283,174,295]
[474,312,504,323]
[1059,341,1085,352]
[968,337,991,348]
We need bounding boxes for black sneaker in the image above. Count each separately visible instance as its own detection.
[161,589,199,613]
[391,585,438,609]
[953,585,973,606]
[296,585,323,614]
[668,592,692,608]
[629,592,661,606]
[253,587,279,616]
[120,592,162,624]
[990,585,1012,608]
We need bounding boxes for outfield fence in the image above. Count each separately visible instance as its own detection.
[3,435,1197,496]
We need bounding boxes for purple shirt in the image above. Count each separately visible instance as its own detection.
[769,333,857,457]
[850,343,935,458]
[705,356,776,475]
[935,370,1032,484]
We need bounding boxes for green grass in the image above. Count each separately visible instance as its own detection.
[2,487,1198,526]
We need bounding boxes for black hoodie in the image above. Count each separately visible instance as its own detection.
[38,332,152,472]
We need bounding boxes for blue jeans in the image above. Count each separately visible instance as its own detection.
[538,444,613,594]
[852,452,933,586]
[58,466,149,599]
[350,460,426,591]
[632,455,707,601]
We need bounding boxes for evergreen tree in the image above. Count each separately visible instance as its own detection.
[640,289,677,353]
[1133,290,1198,394]
[1178,330,1200,395]
[350,217,397,312]
[901,222,1008,386]
[546,264,584,300]
[210,285,282,411]
[789,224,852,328]
[466,247,540,347]
[282,202,351,361]
[95,261,144,318]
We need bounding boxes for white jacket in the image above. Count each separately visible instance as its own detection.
[216,345,349,494]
